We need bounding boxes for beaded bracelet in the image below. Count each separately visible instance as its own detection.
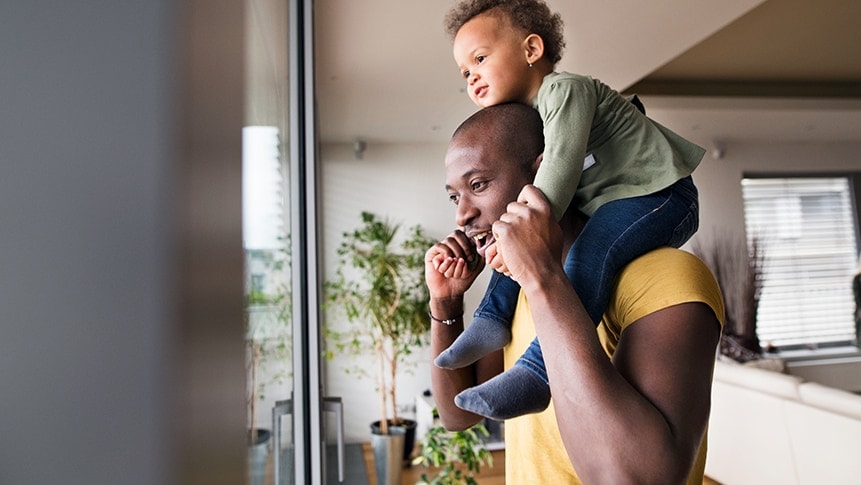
[428,311,461,326]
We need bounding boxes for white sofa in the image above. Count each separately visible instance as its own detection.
[705,358,861,484]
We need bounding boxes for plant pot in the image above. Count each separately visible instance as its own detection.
[247,428,271,485]
[370,419,417,461]
[370,426,405,485]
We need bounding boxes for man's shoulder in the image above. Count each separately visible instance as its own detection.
[626,247,705,271]
[610,247,724,326]
[619,247,718,295]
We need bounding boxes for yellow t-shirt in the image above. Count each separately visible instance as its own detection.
[504,247,725,484]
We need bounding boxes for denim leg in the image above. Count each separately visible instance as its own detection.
[566,176,699,323]
[517,177,699,378]
[473,270,522,327]
[518,337,549,384]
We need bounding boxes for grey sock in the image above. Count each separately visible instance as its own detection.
[454,365,551,420]
[434,317,512,369]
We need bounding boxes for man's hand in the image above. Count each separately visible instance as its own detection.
[488,185,564,285]
[424,229,484,301]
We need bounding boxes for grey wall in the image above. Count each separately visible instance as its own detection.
[0,2,245,484]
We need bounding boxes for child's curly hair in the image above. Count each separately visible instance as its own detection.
[444,0,565,66]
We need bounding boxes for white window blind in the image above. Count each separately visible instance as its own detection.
[741,177,858,348]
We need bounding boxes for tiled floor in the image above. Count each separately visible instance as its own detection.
[327,444,369,484]
[260,444,370,484]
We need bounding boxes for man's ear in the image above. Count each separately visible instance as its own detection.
[524,33,545,65]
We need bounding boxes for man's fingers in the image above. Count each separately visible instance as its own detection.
[517,184,549,209]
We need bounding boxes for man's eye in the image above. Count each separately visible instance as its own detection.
[471,180,487,191]
[448,194,459,205]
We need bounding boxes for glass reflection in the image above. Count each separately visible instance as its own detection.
[243,0,292,483]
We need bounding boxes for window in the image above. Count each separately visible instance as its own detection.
[741,176,860,349]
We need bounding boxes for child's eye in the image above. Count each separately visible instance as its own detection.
[476,55,485,63]
[462,69,470,79]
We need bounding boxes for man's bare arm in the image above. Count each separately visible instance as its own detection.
[424,231,503,430]
[494,185,721,483]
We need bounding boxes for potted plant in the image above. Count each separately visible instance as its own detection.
[411,411,493,485]
[692,234,765,361]
[245,240,292,483]
[324,211,435,471]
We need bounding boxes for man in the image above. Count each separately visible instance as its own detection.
[425,103,724,484]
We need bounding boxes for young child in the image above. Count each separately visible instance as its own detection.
[435,0,706,420]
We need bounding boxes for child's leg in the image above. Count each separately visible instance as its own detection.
[567,175,699,323]
[455,177,700,419]
[434,270,520,369]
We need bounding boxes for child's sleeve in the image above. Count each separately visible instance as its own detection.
[533,78,598,221]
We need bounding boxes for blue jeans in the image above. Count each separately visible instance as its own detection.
[474,176,699,384]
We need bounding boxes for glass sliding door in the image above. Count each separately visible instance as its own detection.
[244,0,321,483]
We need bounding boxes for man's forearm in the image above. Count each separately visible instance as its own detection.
[428,297,500,431]
[429,297,475,430]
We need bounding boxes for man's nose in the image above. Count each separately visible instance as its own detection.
[455,198,477,228]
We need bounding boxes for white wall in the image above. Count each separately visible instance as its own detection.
[321,141,492,442]
[690,140,861,247]
[320,134,861,443]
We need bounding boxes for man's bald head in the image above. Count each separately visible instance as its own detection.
[450,103,544,176]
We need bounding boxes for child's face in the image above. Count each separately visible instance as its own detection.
[453,13,534,108]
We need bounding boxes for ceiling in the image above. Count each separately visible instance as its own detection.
[313,0,861,148]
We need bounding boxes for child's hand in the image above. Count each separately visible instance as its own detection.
[424,229,484,300]
[484,242,512,280]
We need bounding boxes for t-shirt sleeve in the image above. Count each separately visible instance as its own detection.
[603,247,725,340]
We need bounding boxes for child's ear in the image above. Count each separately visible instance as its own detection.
[524,33,545,65]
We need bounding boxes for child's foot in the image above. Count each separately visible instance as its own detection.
[434,317,512,369]
[454,366,550,420]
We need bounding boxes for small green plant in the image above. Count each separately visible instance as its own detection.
[411,416,493,485]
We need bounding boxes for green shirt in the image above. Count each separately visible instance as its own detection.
[532,72,706,219]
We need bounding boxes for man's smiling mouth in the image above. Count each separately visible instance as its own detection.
[472,230,494,253]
